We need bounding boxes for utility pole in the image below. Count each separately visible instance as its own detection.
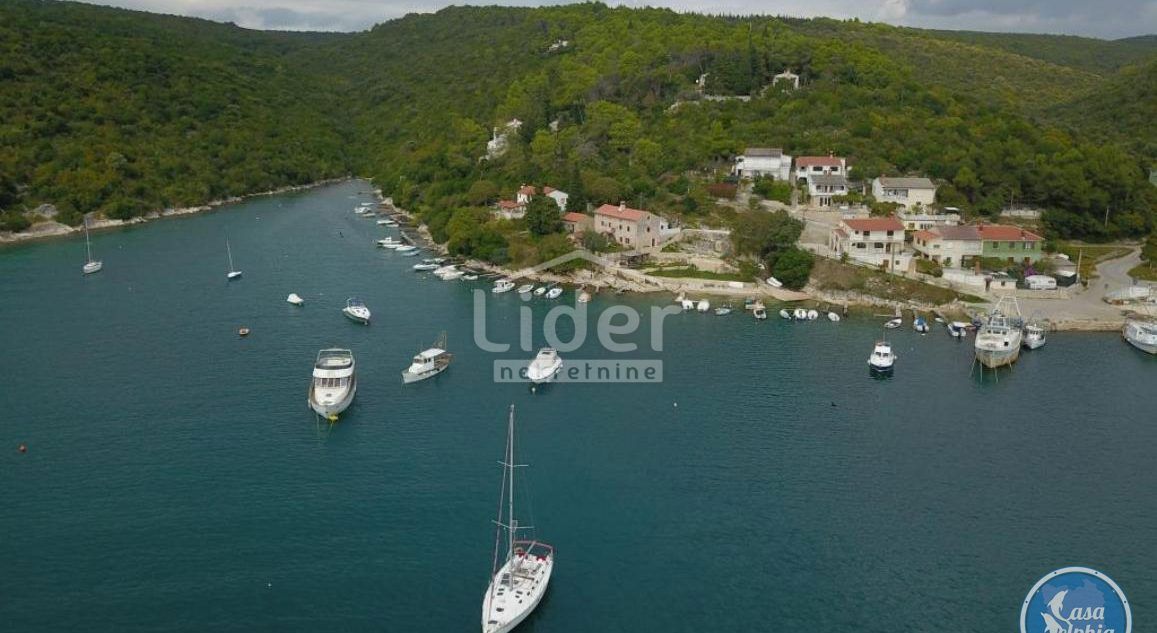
[1104,204,1110,228]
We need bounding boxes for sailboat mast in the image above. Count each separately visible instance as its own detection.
[226,240,234,270]
[506,405,516,575]
[84,217,93,263]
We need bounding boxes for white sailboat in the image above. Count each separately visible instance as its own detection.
[226,240,242,280]
[81,216,103,275]
[482,406,554,633]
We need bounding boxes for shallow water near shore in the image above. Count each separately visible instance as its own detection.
[2,181,1154,632]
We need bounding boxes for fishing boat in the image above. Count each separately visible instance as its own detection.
[868,340,896,373]
[516,283,535,295]
[827,312,841,322]
[884,317,902,329]
[342,297,371,325]
[526,348,563,384]
[493,279,515,294]
[482,406,554,633]
[913,316,930,334]
[765,276,783,288]
[81,217,103,275]
[697,299,710,313]
[401,333,453,384]
[1123,320,1157,355]
[308,348,356,420]
[225,240,242,280]
[974,297,1023,369]
[287,293,304,306]
[1022,323,1047,350]
[779,309,792,320]
[413,262,439,271]
[545,287,562,300]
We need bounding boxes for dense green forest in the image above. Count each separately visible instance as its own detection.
[0,0,1154,256]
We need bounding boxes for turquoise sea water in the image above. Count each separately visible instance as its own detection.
[2,181,1154,632]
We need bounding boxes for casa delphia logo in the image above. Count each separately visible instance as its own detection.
[1021,567,1131,633]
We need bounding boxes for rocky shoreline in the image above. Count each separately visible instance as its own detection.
[0,178,347,246]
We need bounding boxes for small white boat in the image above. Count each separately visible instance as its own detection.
[913,316,930,334]
[1123,319,1157,355]
[462,274,480,281]
[714,306,732,316]
[765,276,783,288]
[225,240,242,280]
[697,299,710,313]
[868,341,896,373]
[884,317,902,329]
[545,287,563,300]
[482,406,554,633]
[439,270,464,281]
[516,283,535,295]
[433,265,457,276]
[426,257,447,264]
[577,288,591,303]
[827,312,840,322]
[400,249,421,256]
[413,262,439,271]
[533,286,548,297]
[753,305,768,320]
[526,348,563,384]
[395,244,417,253]
[342,297,371,325]
[376,237,400,249]
[308,348,356,420]
[779,309,791,320]
[806,309,819,321]
[82,217,103,275]
[287,293,304,306]
[402,333,453,384]
[376,219,391,225]
[793,308,807,320]
[947,321,969,338]
[1022,324,1047,350]
[493,279,515,294]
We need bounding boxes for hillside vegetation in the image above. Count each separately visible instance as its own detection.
[0,1,1153,251]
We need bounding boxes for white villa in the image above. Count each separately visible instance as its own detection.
[912,226,983,269]
[733,147,792,181]
[808,174,848,208]
[871,177,937,208]
[897,209,961,232]
[795,155,846,183]
[830,216,909,270]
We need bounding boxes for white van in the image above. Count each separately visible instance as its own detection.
[1025,274,1057,290]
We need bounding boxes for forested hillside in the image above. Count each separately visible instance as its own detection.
[0,0,1154,248]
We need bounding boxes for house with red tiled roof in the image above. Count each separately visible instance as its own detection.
[830,216,910,270]
[794,155,846,182]
[515,184,569,211]
[561,212,592,235]
[912,225,983,269]
[977,224,1043,264]
[594,202,667,252]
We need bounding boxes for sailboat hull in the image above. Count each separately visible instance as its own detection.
[83,261,103,274]
[482,550,553,633]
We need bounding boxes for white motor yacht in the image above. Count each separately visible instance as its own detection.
[1123,320,1157,355]
[308,348,356,420]
[402,333,453,384]
[342,298,371,325]
[868,341,896,373]
[526,348,563,384]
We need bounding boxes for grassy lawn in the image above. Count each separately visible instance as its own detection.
[645,267,748,282]
[811,258,983,305]
[1128,263,1157,282]
[1054,242,1133,279]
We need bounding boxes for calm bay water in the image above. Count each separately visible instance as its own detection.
[2,181,1155,632]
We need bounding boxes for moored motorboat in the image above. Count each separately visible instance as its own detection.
[439,270,464,281]
[806,309,819,321]
[516,283,535,295]
[868,340,896,373]
[974,297,1023,369]
[577,289,592,303]
[793,308,807,320]
[376,237,400,249]
[779,309,791,320]
[545,287,563,300]
[482,406,554,633]
[913,316,930,334]
[462,274,480,281]
[697,299,710,313]
[1122,319,1157,355]
[413,262,439,271]
[402,333,453,384]
[1022,323,1047,350]
[493,279,515,293]
[884,317,902,329]
[947,321,970,338]
[533,286,547,297]
[308,348,356,420]
[395,244,417,253]
[342,297,371,325]
[287,293,304,305]
[827,312,840,322]
[753,305,768,320]
[526,348,563,384]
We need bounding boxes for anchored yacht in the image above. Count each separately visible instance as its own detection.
[868,340,896,373]
[526,348,563,384]
[342,298,371,325]
[308,349,356,420]
[402,333,452,384]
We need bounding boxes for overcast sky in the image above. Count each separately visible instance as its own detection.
[76,0,1157,39]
